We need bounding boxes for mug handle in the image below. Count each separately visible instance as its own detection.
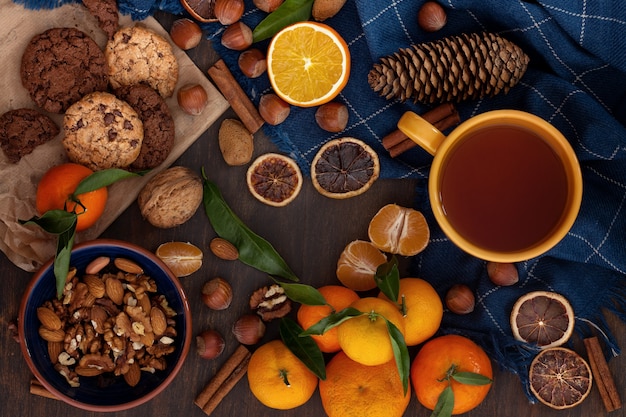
[397,111,446,156]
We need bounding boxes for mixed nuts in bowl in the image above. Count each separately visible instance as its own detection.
[18,239,192,412]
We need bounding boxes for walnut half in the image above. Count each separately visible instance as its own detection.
[249,284,292,321]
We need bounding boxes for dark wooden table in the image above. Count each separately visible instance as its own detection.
[1,10,624,417]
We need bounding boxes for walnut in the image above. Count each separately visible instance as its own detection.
[137,166,203,228]
[249,284,292,321]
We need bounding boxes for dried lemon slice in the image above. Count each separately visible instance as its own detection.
[529,347,592,409]
[311,137,380,199]
[510,290,574,349]
[246,153,303,207]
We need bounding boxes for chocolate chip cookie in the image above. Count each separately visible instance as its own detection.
[115,83,175,170]
[20,27,109,114]
[106,25,179,98]
[63,92,144,171]
[0,108,60,163]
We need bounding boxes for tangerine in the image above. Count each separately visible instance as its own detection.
[35,162,108,232]
[296,285,360,353]
[247,339,318,410]
[336,240,387,291]
[155,241,203,277]
[378,277,443,346]
[411,334,493,415]
[267,21,350,107]
[337,297,406,366]
[368,203,429,256]
[319,351,410,417]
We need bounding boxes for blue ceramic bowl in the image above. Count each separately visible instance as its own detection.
[18,239,192,412]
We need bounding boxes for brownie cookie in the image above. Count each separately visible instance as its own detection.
[106,25,179,98]
[0,108,60,163]
[20,27,108,114]
[115,84,175,170]
[63,92,144,171]
[82,0,119,39]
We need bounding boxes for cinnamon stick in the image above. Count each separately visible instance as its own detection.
[29,378,59,401]
[208,60,265,134]
[383,103,460,158]
[194,344,251,415]
[583,337,622,412]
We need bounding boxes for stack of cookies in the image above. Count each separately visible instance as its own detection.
[1,0,178,171]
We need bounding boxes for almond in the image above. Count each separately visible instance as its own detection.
[150,307,168,337]
[75,366,105,377]
[123,362,142,387]
[90,305,108,333]
[36,307,62,331]
[47,341,64,364]
[105,276,125,305]
[209,238,239,260]
[38,327,65,342]
[84,274,106,298]
[114,257,144,275]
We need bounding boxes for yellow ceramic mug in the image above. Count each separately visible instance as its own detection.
[398,110,583,262]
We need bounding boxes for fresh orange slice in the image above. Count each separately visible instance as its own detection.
[510,290,575,349]
[529,347,592,409]
[367,204,430,256]
[336,240,387,291]
[267,21,350,107]
[155,241,203,277]
[246,153,303,207]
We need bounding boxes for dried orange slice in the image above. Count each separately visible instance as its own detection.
[367,204,430,256]
[179,0,217,22]
[155,241,203,277]
[510,291,574,349]
[336,240,387,291]
[246,153,303,207]
[311,137,380,199]
[267,21,350,107]
[529,347,592,409]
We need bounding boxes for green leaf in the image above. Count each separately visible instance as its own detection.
[53,220,76,299]
[452,371,493,386]
[201,171,299,282]
[276,281,327,306]
[73,168,141,195]
[252,0,314,42]
[375,257,400,302]
[280,317,326,380]
[386,318,410,395]
[431,385,455,417]
[20,210,77,235]
[300,307,362,336]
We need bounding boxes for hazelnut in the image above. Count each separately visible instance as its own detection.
[221,21,253,51]
[196,330,225,360]
[315,102,349,132]
[202,277,233,310]
[418,1,447,32]
[232,314,266,345]
[445,284,475,314]
[214,0,245,25]
[258,93,290,125]
[487,262,519,286]
[312,0,347,21]
[238,48,267,78]
[253,0,284,13]
[177,84,208,115]
[170,18,203,50]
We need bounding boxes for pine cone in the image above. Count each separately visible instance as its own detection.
[368,32,530,104]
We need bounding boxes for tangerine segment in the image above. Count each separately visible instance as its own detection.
[337,297,406,366]
[246,153,303,207]
[155,241,203,277]
[368,203,429,256]
[510,291,574,349]
[378,278,443,346]
[267,21,350,107]
[296,285,360,353]
[247,340,318,410]
[529,347,592,409]
[319,351,411,417]
[311,137,380,199]
[35,162,108,232]
[336,240,387,291]
[411,334,493,414]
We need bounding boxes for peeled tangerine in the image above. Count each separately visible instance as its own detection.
[368,203,429,256]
